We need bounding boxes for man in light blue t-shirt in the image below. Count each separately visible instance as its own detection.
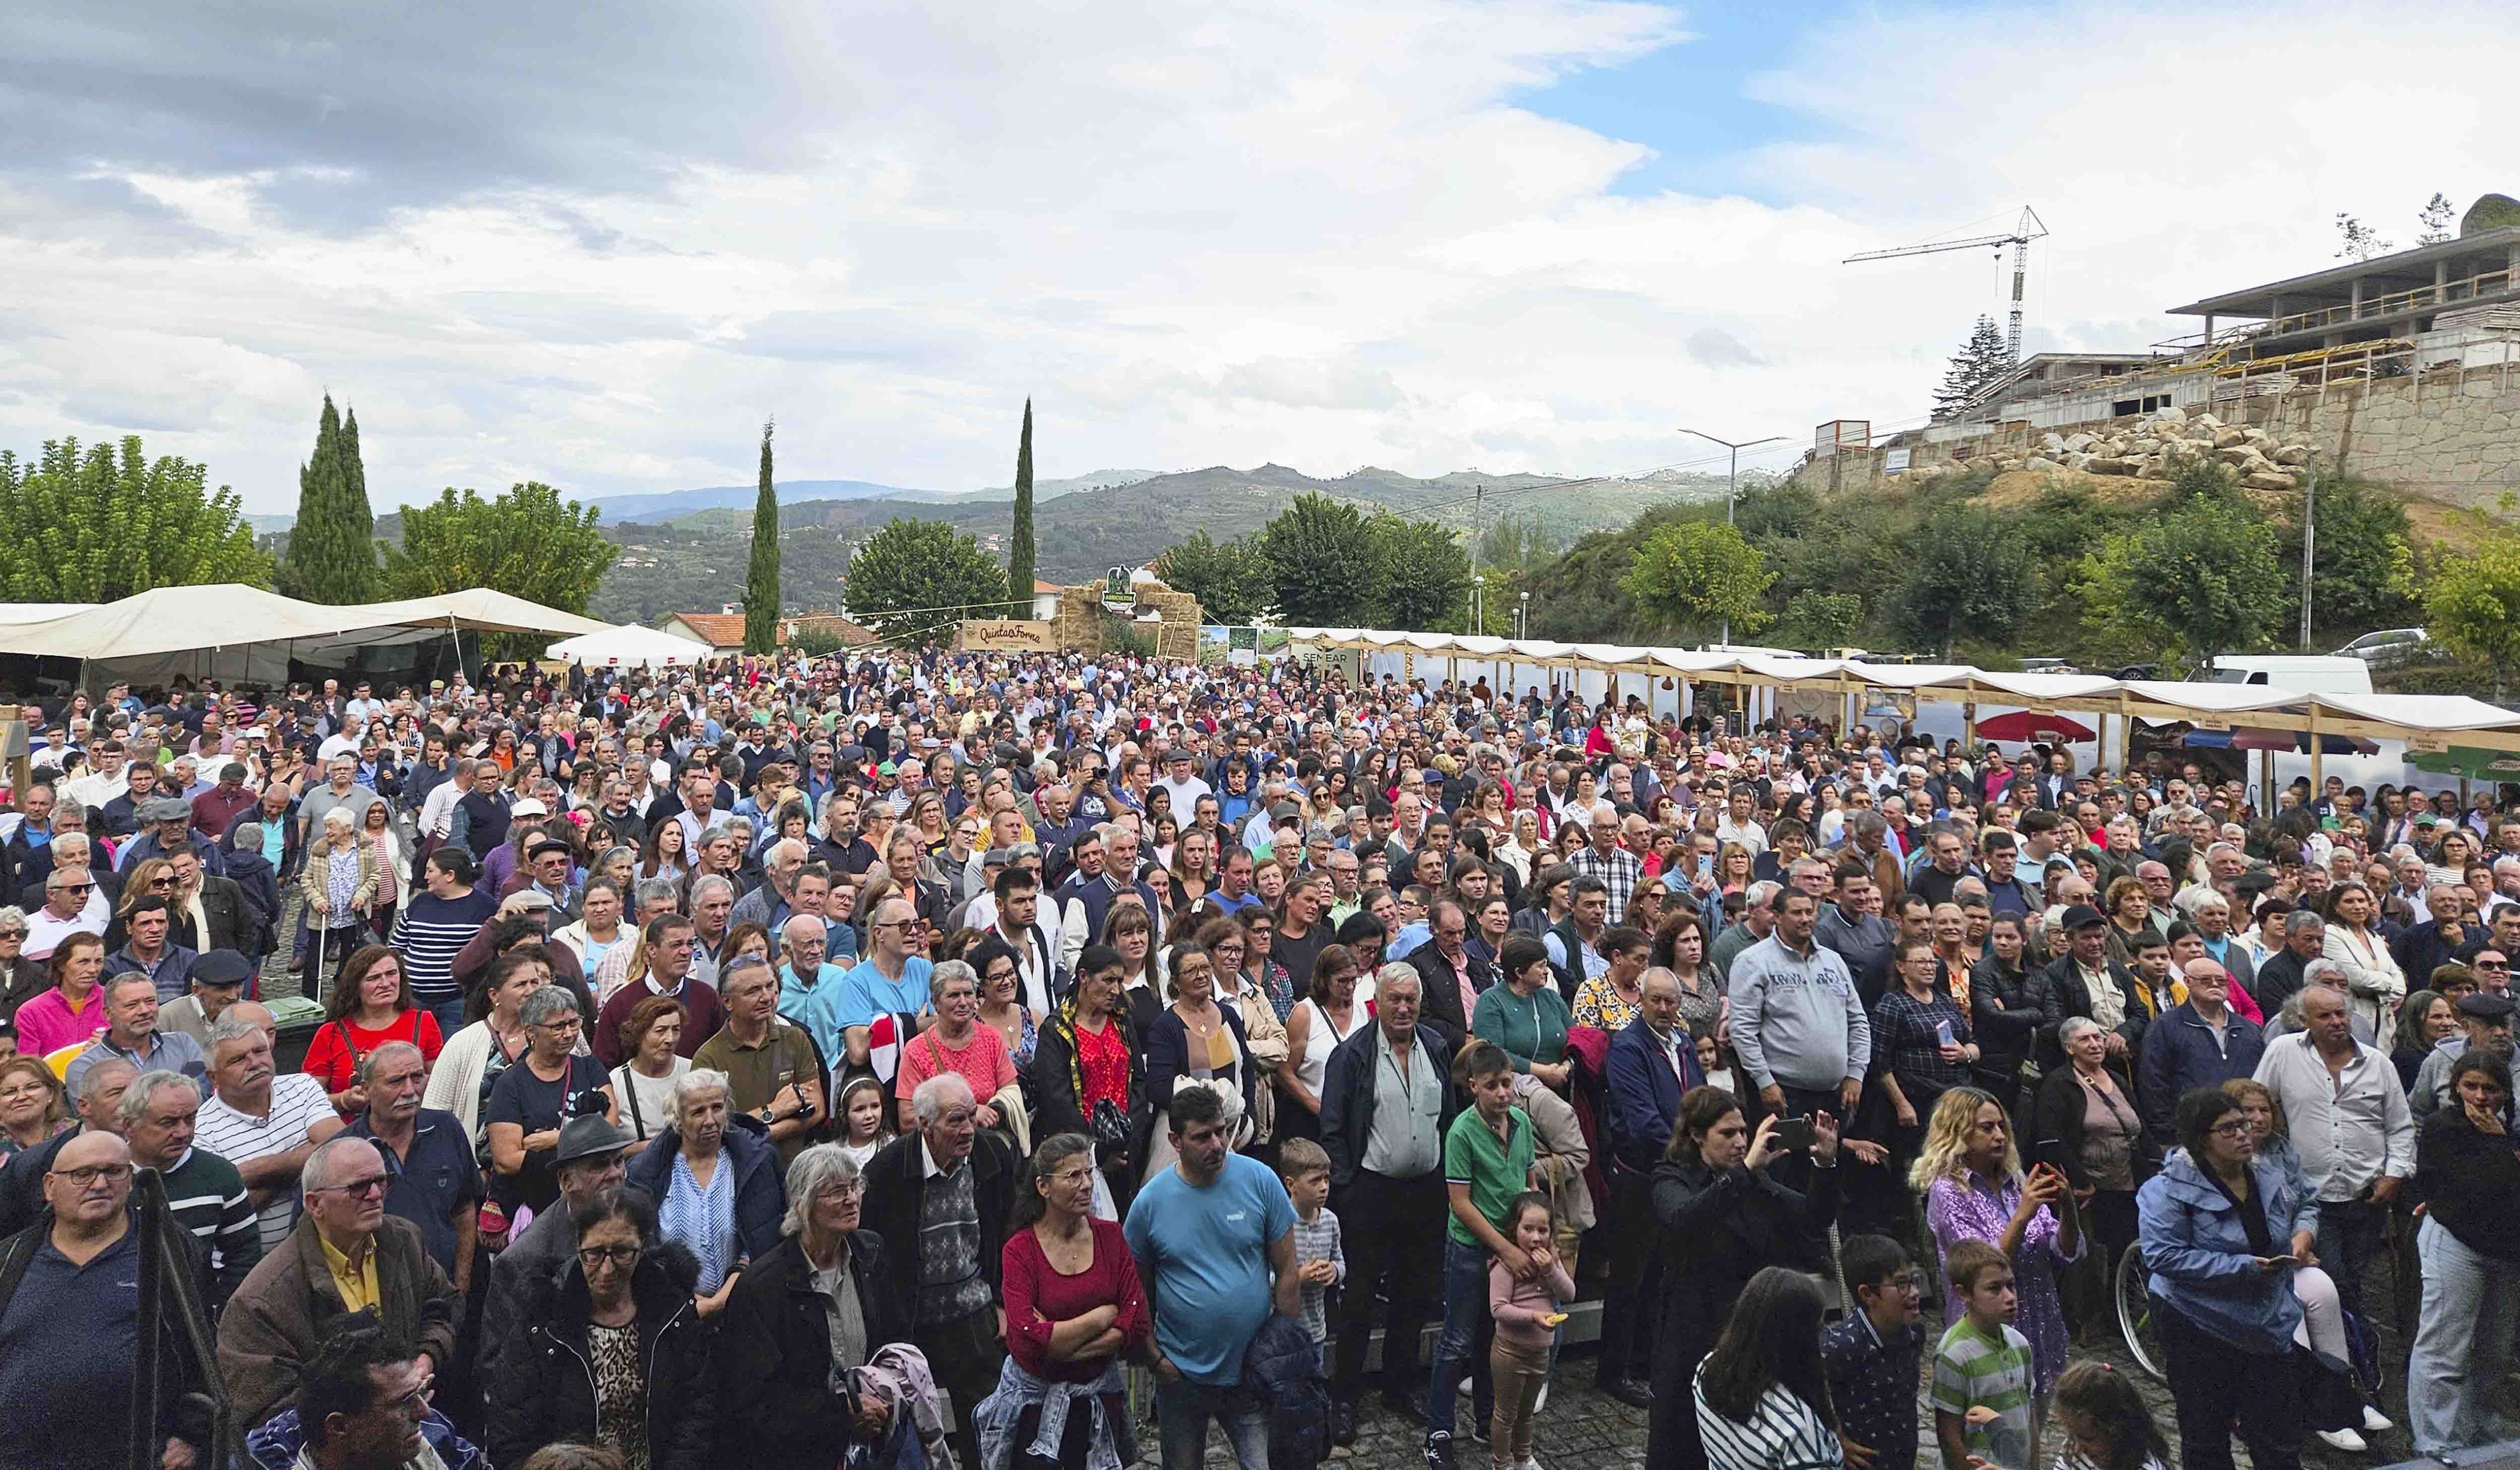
[821,894,932,1076]
[1124,1086,1298,1470]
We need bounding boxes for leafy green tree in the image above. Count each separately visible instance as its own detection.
[2426,539,2520,696]
[744,419,780,654]
[2288,475,2419,640]
[2335,212,2392,261]
[1258,493,1381,626]
[382,479,617,609]
[1473,515,1561,580]
[278,394,379,603]
[2418,192,2458,245]
[1776,589,1863,649]
[1153,530,1267,623]
[0,435,269,600]
[1934,315,2012,414]
[1619,521,1774,641]
[1890,505,2037,655]
[2077,492,2288,661]
[1007,400,1037,618]
[1373,515,1471,630]
[845,518,1007,638]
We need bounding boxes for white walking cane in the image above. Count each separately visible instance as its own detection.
[312,910,328,1007]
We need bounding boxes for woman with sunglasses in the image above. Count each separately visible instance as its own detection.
[489,1187,716,1470]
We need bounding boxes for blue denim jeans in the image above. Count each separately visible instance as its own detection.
[1154,1376,1269,1470]
[1425,1237,1496,1436]
[428,998,469,1044]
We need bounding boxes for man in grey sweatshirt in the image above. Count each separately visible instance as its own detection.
[1729,887,1871,1125]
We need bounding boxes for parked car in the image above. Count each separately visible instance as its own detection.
[2332,627,2431,668]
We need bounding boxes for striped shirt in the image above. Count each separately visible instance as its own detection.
[1289,1206,1344,1345]
[197,1073,337,1254]
[393,890,498,1006]
[1692,1369,1845,1470]
[160,1146,262,1306]
[1931,1317,2032,1468]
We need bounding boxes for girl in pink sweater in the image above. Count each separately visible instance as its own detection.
[1488,1193,1577,1470]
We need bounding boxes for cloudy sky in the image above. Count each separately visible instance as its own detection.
[4,1,2512,513]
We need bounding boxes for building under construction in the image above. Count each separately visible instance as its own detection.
[1927,200,2520,435]
[1803,197,2520,505]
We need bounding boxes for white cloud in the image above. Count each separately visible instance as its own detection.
[3,0,2516,512]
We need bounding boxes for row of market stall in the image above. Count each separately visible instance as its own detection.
[1278,627,2520,789]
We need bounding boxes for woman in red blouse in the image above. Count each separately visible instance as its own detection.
[1030,945,1151,1217]
[988,1132,1153,1468]
[301,944,444,1114]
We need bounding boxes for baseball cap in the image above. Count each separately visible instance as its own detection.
[2062,904,2107,931]
[1271,801,1301,823]
[510,798,550,817]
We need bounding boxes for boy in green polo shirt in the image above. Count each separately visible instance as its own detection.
[1932,1239,2033,1470]
[1424,1041,1535,1469]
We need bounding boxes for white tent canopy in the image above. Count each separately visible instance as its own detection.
[545,624,713,669]
[0,584,614,686]
[1282,626,2520,750]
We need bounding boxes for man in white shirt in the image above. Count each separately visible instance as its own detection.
[419,757,476,844]
[61,739,130,813]
[2251,982,2414,1328]
[193,1015,344,1254]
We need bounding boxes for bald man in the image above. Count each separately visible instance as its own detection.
[2136,957,2268,1146]
[218,1135,458,1430]
[0,1132,212,1470]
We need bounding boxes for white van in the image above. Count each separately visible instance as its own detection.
[2206,655,2374,695]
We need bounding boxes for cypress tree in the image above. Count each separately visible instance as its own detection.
[744,418,780,654]
[1006,398,1035,618]
[279,393,379,603]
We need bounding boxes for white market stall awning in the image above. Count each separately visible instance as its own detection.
[1281,626,2520,753]
[546,625,714,669]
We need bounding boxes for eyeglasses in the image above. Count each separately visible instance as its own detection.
[315,1174,390,1197]
[818,1180,866,1200]
[2207,1120,2254,1138]
[534,1017,583,1033]
[52,882,92,894]
[577,1244,644,1269]
[52,1164,133,1186]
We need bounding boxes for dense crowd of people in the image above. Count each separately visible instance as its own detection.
[0,645,2512,1470]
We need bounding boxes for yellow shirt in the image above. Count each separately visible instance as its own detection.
[319,1232,380,1315]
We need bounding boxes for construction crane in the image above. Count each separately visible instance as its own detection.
[1844,206,2049,366]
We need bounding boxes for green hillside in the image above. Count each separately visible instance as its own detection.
[587,461,1730,623]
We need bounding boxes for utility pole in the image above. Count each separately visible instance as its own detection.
[2299,451,2320,649]
[1679,427,1784,644]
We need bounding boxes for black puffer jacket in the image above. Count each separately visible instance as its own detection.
[487,1239,716,1470]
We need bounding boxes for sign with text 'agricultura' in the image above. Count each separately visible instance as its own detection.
[961,619,1057,652]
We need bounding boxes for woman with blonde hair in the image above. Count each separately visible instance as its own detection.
[1915,1085,2081,1460]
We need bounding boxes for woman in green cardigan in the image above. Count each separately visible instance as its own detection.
[1475,934,1574,1090]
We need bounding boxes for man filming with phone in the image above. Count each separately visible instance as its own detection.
[1731,888,1873,1197]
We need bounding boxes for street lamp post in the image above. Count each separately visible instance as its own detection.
[1518,590,1530,641]
[1679,427,1785,645]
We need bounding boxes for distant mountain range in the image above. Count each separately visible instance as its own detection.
[584,461,1735,624]
[248,468,1172,533]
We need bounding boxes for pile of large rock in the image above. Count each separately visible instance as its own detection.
[1895,407,2314,491]
[2023,406,2309,490]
